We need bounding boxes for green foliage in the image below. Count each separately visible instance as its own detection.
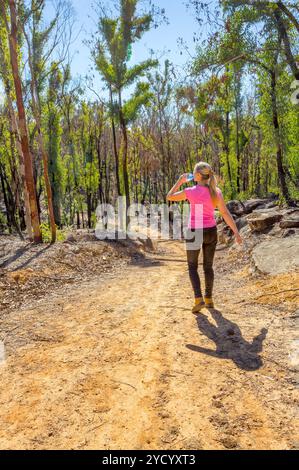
[93,0,158,100]
[122,81,153,123]
[40,223,65,243]
[190,0,299,201]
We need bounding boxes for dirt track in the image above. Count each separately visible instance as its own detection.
[0,239,298,450]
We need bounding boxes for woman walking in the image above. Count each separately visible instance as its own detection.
[167,162,242,313]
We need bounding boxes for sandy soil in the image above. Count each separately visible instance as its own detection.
[0,238,298,450]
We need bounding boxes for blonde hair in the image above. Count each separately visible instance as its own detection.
[193,161,218,203]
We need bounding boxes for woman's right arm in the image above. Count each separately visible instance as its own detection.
[216,191,243,245]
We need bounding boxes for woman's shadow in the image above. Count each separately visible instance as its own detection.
[186,309,267,371]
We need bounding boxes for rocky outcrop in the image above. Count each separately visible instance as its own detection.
[252,236,299,274]
[282,228,297,238]
[221,197,299,275]
[235,216,248,231]
[243,198,271,213]
[279,210,299,229]
[246,210,283,232]
[264,200,279,209]
[280,219,299,228]
[226,200,245,217]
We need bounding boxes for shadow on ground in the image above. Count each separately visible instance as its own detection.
[186,309,267,371]
[0,244,52,270]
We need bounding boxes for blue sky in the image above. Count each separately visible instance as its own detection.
[67,0,200,98]
[0,1,203,104]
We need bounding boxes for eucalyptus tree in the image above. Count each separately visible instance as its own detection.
[190,0,297,202]
[21,0,73,241]
[47,63,63,227]
[221,1,299,80]
[0,0,42,242]
[220,0,298,201]
[92,0,158,229]
[0,20,31,237]
[146,60,176,200]
[22,4,56,241]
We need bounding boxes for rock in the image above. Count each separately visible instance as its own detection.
[240,225,251,237]
[250,207,280,216]
[252,236,299,274]
[265,201,279,209]
[280,220,299,229]
[226,200,245,217]
[243,199,269,213]
[284,208,299,215]
[247,211,283,232]
[235,216,248,231]
[282,228,297,238]
[64,234,77,244]
[280,214,299,229]
[266,223,283,237]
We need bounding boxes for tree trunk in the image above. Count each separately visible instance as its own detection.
[96,136,104,204]
[235,113,241,193]
[0,161,24,238]
[37,130,57,242]
[277,1,299,34]
[118,90,130,232]
[224,111,233,192]
[274,9,299,80]
[0,163,12,232]
[87,192,92,229]
[109,87,121,197]
[158,103,167,202]
[270,70,291,203]
[0,39,32,238]
[3,0,42,242]
[23,24,56,243]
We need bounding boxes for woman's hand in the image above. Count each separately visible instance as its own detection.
[179,173,189,184]
[234,232,243,245]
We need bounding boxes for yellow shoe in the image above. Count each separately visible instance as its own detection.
[192,297,205,314]
[204,297,214,308]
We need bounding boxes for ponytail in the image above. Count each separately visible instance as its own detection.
[208,172,218,204]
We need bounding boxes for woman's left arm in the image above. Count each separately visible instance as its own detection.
[166,174,188,202]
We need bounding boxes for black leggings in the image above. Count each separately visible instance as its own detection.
[185,226,218,298]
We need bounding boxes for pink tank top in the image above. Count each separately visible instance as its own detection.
[184,185,222,229]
